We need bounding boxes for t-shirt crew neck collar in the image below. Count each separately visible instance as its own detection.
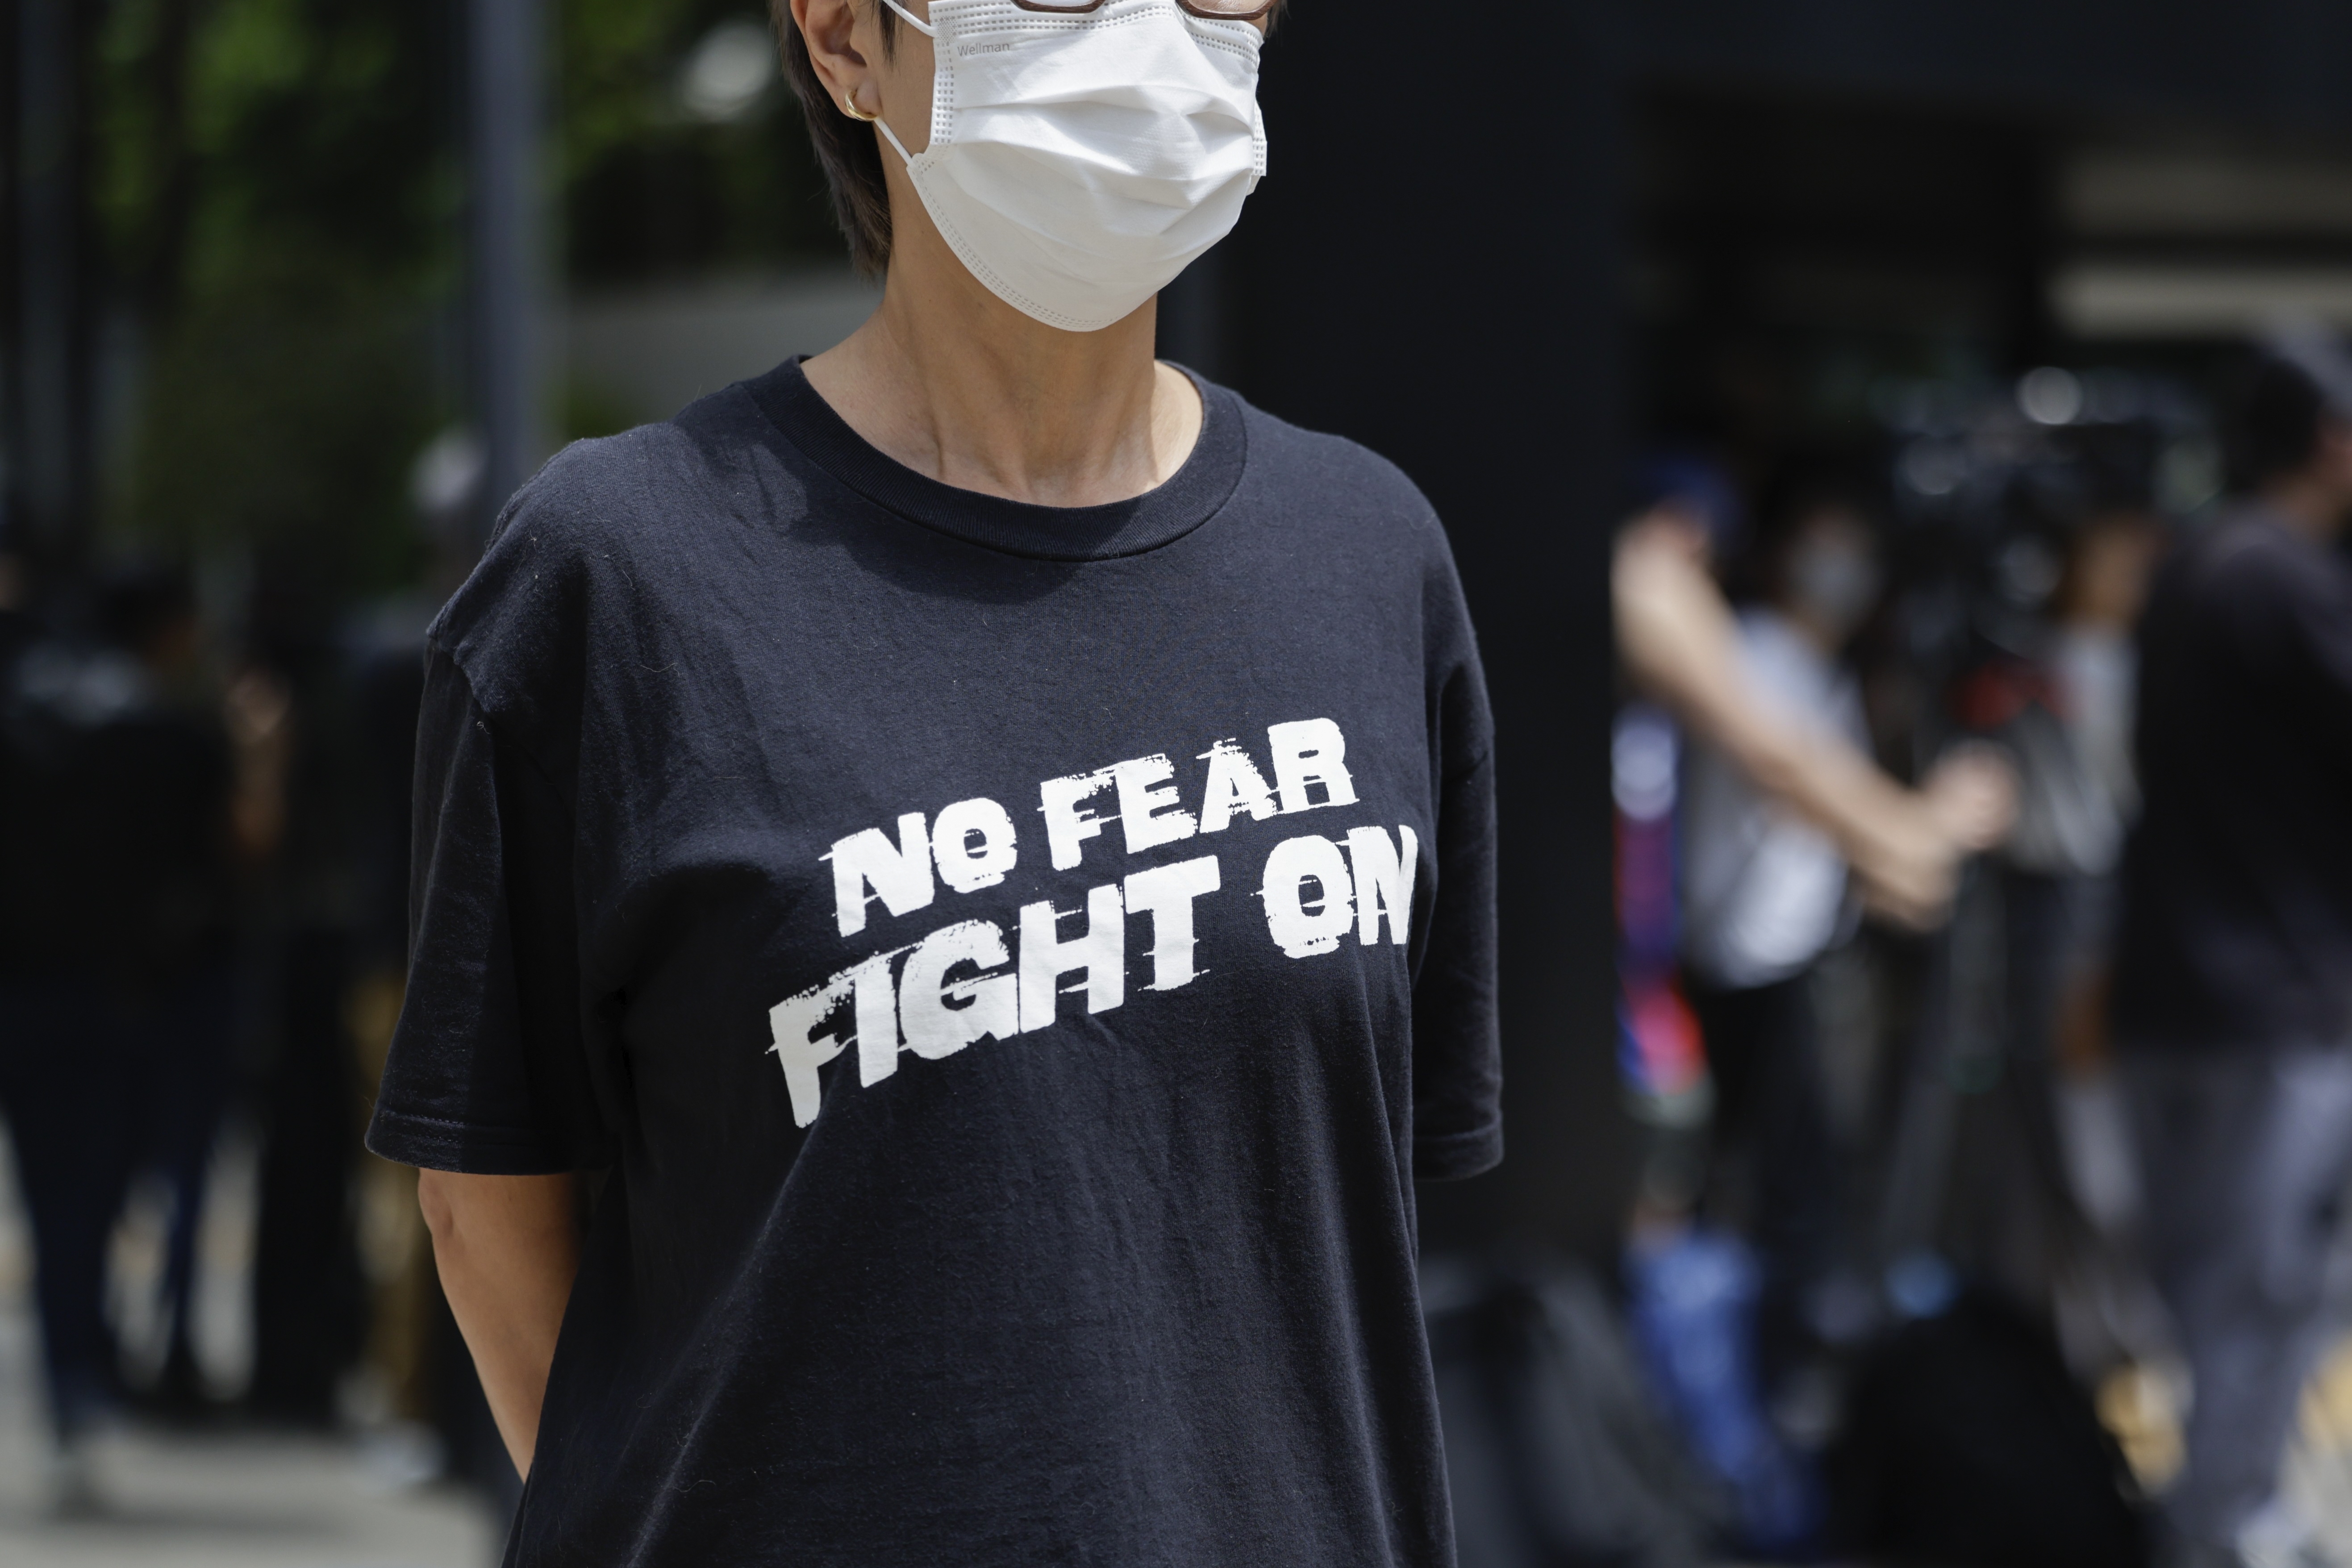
[745,355,1246,563]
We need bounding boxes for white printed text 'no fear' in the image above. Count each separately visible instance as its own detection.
[768,720,1416,1126]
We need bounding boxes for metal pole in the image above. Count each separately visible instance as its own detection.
[9,0,87,563]
[467,0,547,540]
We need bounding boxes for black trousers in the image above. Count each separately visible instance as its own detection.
[1687,970,1845,1395]
[0,974,134,1436]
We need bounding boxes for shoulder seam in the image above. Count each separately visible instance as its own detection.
[1443,744,1494,788]
[422,631,571,798]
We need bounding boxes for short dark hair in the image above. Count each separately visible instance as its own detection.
[1750,450,1877,575]
[772,1,901,278]
[97,562,197,655]
[2232,354,2338,492]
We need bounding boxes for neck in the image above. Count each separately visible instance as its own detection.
[2260,473,2352,546]
[801,200,1201,509]
[1775,602,1843,656]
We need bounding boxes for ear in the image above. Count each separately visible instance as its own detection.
[2319,413,2352,489]
[792,0,875,118]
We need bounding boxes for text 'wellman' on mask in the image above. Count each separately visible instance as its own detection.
[767,718,1418,1126]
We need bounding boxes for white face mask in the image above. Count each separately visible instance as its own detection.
[872,0,1268,334]
[1787,538,1882,640]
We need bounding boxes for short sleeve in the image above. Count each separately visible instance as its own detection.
[365,642,614,1174]
[1410,553,1501,1182]
[2287,555,2352,771]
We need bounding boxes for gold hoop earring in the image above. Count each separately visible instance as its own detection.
[841,93,880,123]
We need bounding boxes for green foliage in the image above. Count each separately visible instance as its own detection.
[98,0,453,604]
[97,0,458,306]
[123,273,436,597]
[563,375,641,443]
[189,0,457,296]
[560,0,842,282]
[95,0,840,607]
[92,0,182,300]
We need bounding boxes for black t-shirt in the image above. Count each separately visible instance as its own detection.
[2114,508,2352,1050]
[367,359,1500,1567]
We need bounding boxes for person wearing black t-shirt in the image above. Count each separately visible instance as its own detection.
[365,2,1500,1564]
[2113,336,2352,1568]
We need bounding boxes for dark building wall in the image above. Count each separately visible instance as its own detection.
[1222,2,1638,1255]
[1635,0,2352,133]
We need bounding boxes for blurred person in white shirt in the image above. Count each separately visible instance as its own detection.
[1622,460,2012,1410]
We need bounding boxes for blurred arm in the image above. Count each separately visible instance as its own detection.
[223,667,293,864]
[1614,509,2014,930]
[416,1169,581,1480]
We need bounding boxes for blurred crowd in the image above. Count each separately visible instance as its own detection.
[1570,331,2352,1567]
[0,517,510,1517]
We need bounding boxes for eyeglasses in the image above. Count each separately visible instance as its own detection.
[1013,0,1278,19]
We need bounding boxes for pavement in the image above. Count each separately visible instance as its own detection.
[0,1125,499,1568]
[0,1419,499,1568]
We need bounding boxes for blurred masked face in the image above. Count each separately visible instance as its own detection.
[1779,508,1881,646]
[2061,514,2161,632]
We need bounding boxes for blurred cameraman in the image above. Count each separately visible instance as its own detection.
[2112,329,2352,1568]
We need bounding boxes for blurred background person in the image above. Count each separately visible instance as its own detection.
[2023,501,2166,1272]
[2044,504,2163,1088]
[1611,483,2015,1556]
[2112,330,2352,1568]
[0,561,272,1497]
[0,574,138,1498]
[1674,462,1889,1417]
[102,567,288,1421]
[1616,503,2016,939]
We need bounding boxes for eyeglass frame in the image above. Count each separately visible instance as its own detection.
[1010,0,1279,21]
